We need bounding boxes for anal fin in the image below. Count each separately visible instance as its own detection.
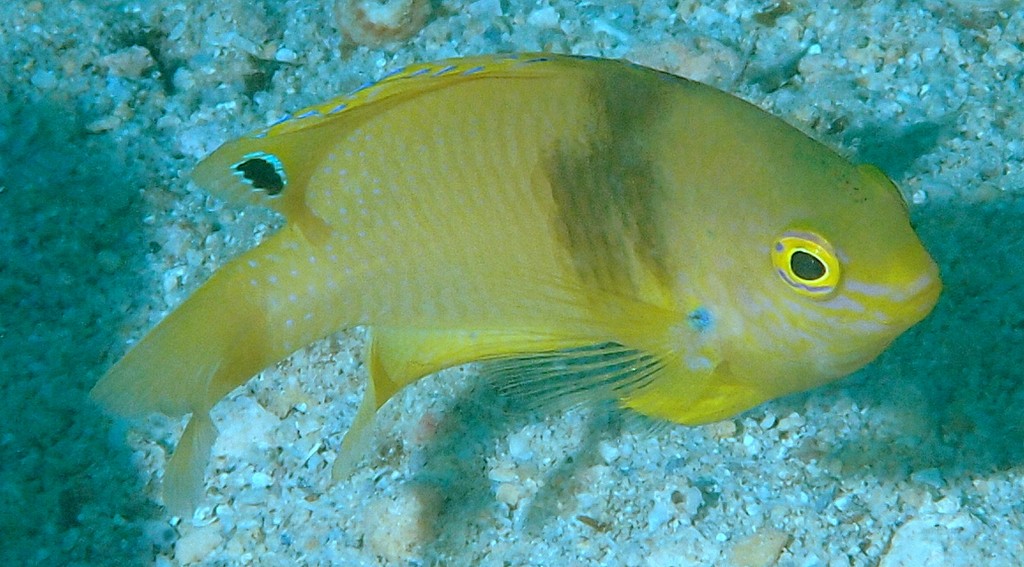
[331,326,590,480]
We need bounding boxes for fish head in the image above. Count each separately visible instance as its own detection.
[716,161,942,411]
[589,75,942,426]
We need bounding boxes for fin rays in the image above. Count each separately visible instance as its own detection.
[483,342,667,412]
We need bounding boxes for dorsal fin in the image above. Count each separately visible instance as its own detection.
[190,53,576,226]
[245,53,574,141]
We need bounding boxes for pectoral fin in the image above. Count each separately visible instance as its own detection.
[480,342,667,414]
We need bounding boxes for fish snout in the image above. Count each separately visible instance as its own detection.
[884,255,942,327]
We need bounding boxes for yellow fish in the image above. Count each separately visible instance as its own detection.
[91,53,941,514]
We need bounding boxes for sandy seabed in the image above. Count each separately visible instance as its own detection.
[2,0,1023,565]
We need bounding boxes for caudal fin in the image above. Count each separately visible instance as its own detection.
[162,411,218,515]
[91,293,229,418]
[91,261,272,513]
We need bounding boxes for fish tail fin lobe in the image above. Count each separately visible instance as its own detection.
[90,270,269,418]
[91,263,275,512]
[162,411,218,516]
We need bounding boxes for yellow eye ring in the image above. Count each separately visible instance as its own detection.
[771,231,841,298]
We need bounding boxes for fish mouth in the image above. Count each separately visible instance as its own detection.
[882,260,943,328]
[830,265,940,376]
[841,253,942,335]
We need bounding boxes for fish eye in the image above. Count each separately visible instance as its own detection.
[790,250,825,280]
[771,231,841,298]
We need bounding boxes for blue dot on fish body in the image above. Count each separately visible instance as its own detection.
[688,307,714,332]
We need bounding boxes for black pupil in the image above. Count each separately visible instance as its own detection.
[791,250,826,281]
[235,158,284,196]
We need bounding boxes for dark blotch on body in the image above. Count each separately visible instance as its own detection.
[545,64,674,295]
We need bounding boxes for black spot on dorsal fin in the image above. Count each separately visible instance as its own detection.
[232,152,287,196]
